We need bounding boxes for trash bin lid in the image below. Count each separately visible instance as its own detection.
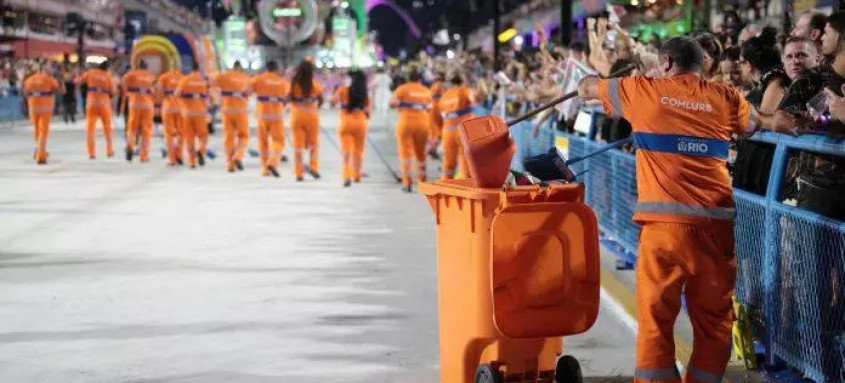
[490,201,600,339]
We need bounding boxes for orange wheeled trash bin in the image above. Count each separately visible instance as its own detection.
[420,179,600,383]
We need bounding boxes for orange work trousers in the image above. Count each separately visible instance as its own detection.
[635,222,736,383]
[127,107,154,161]
[257,119,285,174]
[182,115,209,167]
[30,112,52,163]
[223,113,249,169]
[162,112,183,165]
[339,115,368,182]
[428,107,443,145]
[86,105,114,158]
[291,109,320,178]
[441,128,469,180]
[395,119,429,188]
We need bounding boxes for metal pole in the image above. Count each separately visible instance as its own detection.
[493,0,500,72]
[560,0,571,46]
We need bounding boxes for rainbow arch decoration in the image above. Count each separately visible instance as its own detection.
[131,34,221,76]
[365,0,421,39]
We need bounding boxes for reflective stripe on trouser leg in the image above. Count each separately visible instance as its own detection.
[634,367,681,382]
[686,365,723,383]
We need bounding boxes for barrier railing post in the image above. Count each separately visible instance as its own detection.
[761,142,789,367]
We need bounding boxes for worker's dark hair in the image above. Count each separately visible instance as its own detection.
[741,26,781,74]
[291,60,314,97]
[347,70,367,112]
[266,60,278,72]
[99,61,109,70]
[233,60,243,70]
[138,60,148,70]
[692,31,723,74]
[192,62,200,71]
[658,36,704,72]
[807,11,829,33]
[408,70,422,82]
[721,45,742,61]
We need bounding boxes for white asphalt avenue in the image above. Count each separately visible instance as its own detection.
[0,110,634,382]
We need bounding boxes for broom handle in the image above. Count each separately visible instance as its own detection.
[505,65,637,127]
[564,137,632,165]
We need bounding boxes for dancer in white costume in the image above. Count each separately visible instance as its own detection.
[372,68,392,116]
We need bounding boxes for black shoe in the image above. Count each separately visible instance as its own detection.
[37,159,47,165]
[403,185,413,193]
[176,158,183,166]
[296,176,304,182]
[281,155,289,163]
[125,147,133,162]
[234,159,243,171]
[308,169,321,179]
[268,166,280,178]
[161,148,167,159]
[228,167,235,173]
[197,151,205,167]
[190,165,196,169]
[343,180,351,187]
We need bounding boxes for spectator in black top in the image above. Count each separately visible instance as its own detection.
[733,27,788,195]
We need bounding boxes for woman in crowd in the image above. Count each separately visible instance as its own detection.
[733,27,789,195]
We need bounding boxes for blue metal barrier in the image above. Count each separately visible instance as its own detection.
[0,95,25,122]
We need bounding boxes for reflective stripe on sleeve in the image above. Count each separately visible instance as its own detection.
[606,78,623,116]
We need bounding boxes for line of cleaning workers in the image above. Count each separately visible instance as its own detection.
[23,59,477,189]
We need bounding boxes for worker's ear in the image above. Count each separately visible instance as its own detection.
[660,54,673,77]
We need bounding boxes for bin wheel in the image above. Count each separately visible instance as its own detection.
[475,364,504,383]
[554,355,583,383]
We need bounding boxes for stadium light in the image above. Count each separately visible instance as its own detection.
[446,50,455,59]
[513,35,524,46]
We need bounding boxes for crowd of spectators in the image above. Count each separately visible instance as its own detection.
[382,9,842,222]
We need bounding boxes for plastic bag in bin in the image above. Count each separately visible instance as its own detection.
[523,148,576,182]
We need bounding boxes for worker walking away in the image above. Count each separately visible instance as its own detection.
[288,60,324,181]
[79,61,117,159]
[176,62,211,168]
[390,71,433,192]
[212,61,251,172]
[23,64,61,165]
[578,36,759,383]
[332,70,370,187]
[156,66,185,166]
[437,72,476,180]
[121,60,156,162]
[427,73,444,159]
[250,60,289,178]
